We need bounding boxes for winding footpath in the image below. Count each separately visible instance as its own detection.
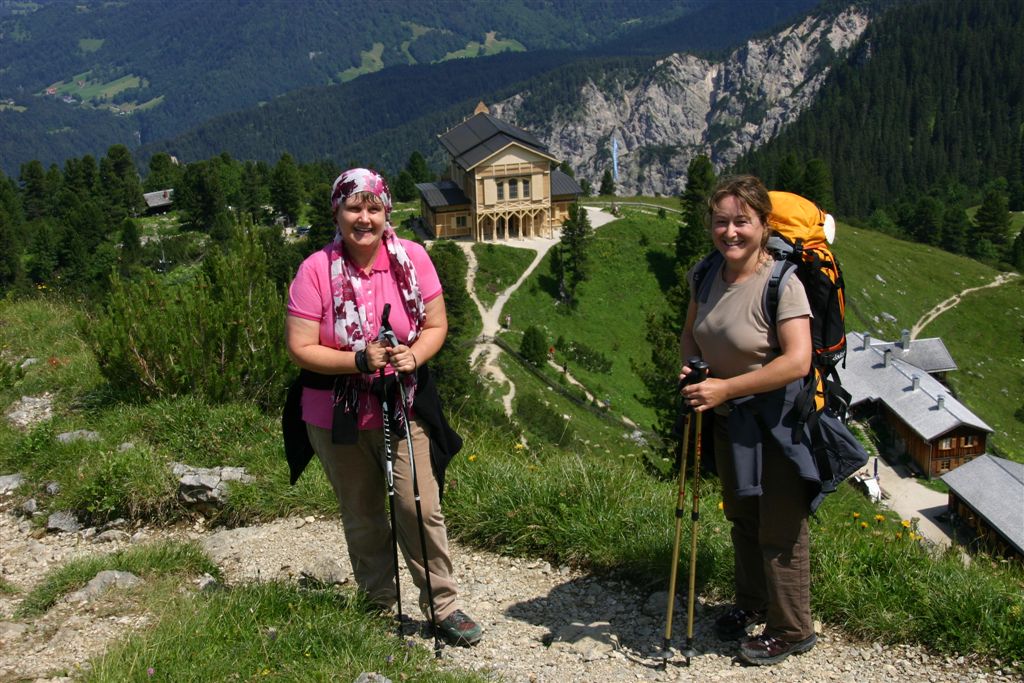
[910,272,1019,339]
[460,207,618,418]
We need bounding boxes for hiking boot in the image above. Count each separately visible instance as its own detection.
[739,633,817,665]
[435,609,482,646]
[714,606,766,640]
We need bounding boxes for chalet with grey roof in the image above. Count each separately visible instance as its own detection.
[416,102,582,240]
[942,455,1024,561]
[838,331,991,479]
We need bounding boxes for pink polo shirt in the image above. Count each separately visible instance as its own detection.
[286,240,442,430]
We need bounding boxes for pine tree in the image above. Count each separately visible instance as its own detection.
[558,202,593,306]
[599,169,615,197]
[305,182,336,250]
[520,325,548,367]
[0,207,23,292]
[940,204,970,254]
[776,153,803,194]
[973,183,1012,248]
[100,145,145,222]
[119,218,142,276]
[145,152,181,192]
[406,151,433,184]
[270,153,304,225]
[802,158,835,211]
[393,170,417,202]
[19,160,48,221]
[240,161,271,223]
[1011,227,1024,271]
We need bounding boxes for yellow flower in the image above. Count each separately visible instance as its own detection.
[468,454,477,462]
[852,512,860,519]
[514,443,526,450]
[860,522,868,529]
[874,514,886,523]
[717,501,724,511]
[901,519,911,528]
[895,532,903,539]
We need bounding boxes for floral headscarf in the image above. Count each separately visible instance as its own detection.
[327,168,423,424]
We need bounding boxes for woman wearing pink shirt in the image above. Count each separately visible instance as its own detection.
[283,168,480,647]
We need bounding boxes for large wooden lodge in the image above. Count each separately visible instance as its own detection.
[415,103,582,241]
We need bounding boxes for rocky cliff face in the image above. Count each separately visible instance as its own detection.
[491,6,869,197]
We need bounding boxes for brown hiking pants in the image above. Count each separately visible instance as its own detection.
[307,419,460,622]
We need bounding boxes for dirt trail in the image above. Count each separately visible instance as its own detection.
[910,272,1019,339]
[460,207,617,418]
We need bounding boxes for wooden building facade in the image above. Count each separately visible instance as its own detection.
[416,103,581,241]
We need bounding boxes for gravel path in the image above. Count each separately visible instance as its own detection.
[1,508,1017,682]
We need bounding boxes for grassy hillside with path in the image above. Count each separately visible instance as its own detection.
[500,209,677,431]
[832,224,1022,456]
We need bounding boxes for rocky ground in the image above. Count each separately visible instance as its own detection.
[1,503,1018,683]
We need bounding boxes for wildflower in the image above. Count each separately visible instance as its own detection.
[514,443,526,450]
[852,512,860,519]
[860,522,868,529]
[147,668,155,677]
[901,519,911,528]
[468,454,477,462]
[895,532,903,540]
[717,501,724,511]
[874,514,886,523]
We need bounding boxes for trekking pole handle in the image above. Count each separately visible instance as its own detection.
[378,303,399,347]
[686,358,708,385]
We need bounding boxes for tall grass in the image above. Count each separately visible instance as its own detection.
[83,584,484,682]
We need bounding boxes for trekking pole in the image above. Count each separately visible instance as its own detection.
[660,358,707,666]
[682,359,709,666]
[379,304,443,659]
[376,305,404,637]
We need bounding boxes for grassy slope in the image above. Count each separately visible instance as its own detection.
[834,225,1023,457]
[501,209,677,431]
[495,208,1022,457]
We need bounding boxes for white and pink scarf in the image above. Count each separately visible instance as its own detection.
[327,168,425,421]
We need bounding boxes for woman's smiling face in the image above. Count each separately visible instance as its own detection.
[336,193,386,254]
[710,194,767,267]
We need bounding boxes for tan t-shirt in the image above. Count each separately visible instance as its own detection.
[689,259,811,380]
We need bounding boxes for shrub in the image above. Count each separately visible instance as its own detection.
[520,325,548,367]
[86,222,292,411]
[562,339,612,374]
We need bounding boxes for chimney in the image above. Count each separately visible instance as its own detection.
[862,333,872,350]
[937,395,945,410]
[883,349,891,367]
[911,375,920,391]
[900,329,911,349]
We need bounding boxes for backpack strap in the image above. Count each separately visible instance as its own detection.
[692,250,723,305]
[762,258,797,340]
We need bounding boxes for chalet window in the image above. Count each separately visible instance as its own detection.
[509,179,518,199]
[496,181,504,200]
[939,459,951,472]
[455,215,467,228]
[938,437,954,450]
[522,179,530,197]
[961,435,977,447]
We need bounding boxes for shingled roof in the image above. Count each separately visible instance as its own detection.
[838,331,991,441]
[867,330,958,374]
[439,112,555,171]
[942,454,1024,556]
[415,180,470,210]
[551,169,583,197]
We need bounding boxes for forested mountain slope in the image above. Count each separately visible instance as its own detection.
[736,0,1024,217]
[0,0,821,174]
